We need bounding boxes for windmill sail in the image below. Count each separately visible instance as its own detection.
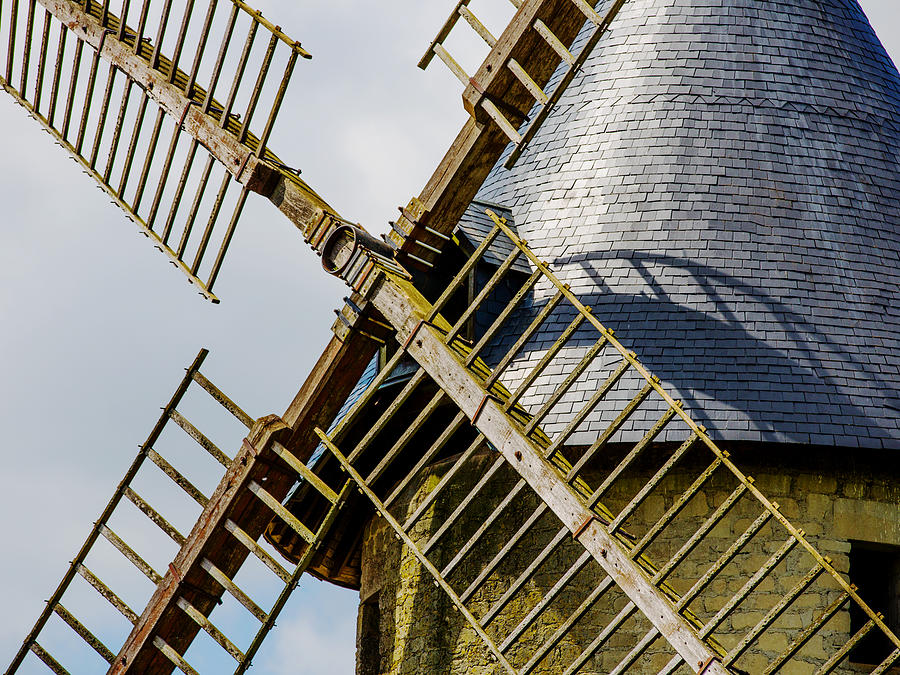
[0,0,310,301]
[3,349,352,675]
[306,209,900,673]
[419,0,626,169]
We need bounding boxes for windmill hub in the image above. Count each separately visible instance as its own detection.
[321,223,395,277]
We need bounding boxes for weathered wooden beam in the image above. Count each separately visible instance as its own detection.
[264,0,612,568]
[110,416,295,675]
[282,331,380,451]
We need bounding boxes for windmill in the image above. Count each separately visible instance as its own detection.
[2,0,900,673]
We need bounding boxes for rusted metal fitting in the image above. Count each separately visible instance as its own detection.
[471,393,498,427]
[401,319,432,352]
[697,657,721,674]
[572,514,598,540]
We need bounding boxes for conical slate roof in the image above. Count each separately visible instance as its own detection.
[476,0,900,449]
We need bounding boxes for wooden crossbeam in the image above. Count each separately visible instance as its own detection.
[263,0,621,540]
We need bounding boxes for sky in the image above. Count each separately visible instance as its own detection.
[0,1,898,674]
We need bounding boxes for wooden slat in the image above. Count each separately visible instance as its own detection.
[507,57,548,104]
[318,431,517,675]
[192,371,254,429]
[125,487,186,545]
[608,626,660,675]
[53,604,116,663]
[521,576,614,674]
[249,480,315,544]
[505,0,627,167]
[432,43,469,87]
[100,525,163,584]
[532,18,574,65]
[78,565,139,624]
[442,478,527,578]
[815,620,876,675]
[497,546,590,647]
[388,0,604,264]
[168,410,231,466]
[562,602,638,675]
[199,558,267,623]
[29,643,70,675]
[152,637,199,675]
[147,449,209,507]
[176,597,244,661]
[33,0,287,189]
[762,591,851,674]
[422,455,506,555]
[461,502,547,603]
[459,6,496,47]
[224,519,291,583]
[270,441,337,503]
[418,0,473,69]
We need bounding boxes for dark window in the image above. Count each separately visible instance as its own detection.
[849,541,900,665]
[357,592,381,675]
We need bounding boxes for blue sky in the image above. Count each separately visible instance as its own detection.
[0,1,898,673]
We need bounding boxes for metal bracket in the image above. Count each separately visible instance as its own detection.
[572,514,598,540]
[471,394,499,427]
[305,211,342,250]
[241,438,260,459]
[168,563,223,607]
[402,319,434,352]
[178,100,195,131]
[235,151,252,182]
[698,657,722,674]
[96,28,115,55]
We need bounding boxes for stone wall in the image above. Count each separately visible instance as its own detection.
[354,444,900,674]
